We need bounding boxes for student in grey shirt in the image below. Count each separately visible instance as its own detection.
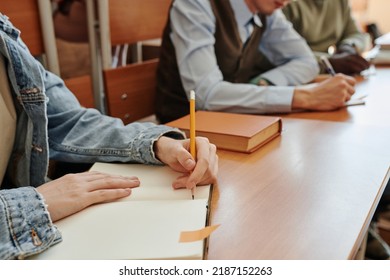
[283,0,370,74]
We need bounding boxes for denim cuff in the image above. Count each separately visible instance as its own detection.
[130,125,185,165]
[0,187,62,259]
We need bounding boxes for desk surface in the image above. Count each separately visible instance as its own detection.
[278,67,390,126]
[208,118,390,259]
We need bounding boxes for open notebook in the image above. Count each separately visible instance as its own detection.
[31,163,213,260]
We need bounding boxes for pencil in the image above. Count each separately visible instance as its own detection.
[190,90,196,200]
[320,55,336,76]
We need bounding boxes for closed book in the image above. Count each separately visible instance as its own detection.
[166,111,282,153]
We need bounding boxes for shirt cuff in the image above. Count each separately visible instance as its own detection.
[249,75,274,86]
[263,86,295,113]
[130,125,185,165]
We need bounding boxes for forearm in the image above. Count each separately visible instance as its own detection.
[260,58,319,86]
[44,71,184,164]
[197,79,294,114]
[0,187,61,259]
[48,110,184,165]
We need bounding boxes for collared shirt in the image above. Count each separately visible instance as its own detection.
[230,0,263,43]
[169,0,319,114]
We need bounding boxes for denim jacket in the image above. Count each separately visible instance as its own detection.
[0,14,184,259]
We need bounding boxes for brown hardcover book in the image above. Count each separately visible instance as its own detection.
[166,111,282,153]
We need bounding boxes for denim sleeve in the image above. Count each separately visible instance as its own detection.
[43,69,185,165]
[0,187,62,259]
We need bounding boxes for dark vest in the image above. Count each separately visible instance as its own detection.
[155,0,274,123]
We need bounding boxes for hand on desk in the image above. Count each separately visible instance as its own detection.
[329,53,370,75]
[293,74,356,111]
[37,171,140,222]
[154,136,218,191]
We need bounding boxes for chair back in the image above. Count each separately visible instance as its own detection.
[1,0,97,108]
[97,0,172,123]
[0,0,60,74]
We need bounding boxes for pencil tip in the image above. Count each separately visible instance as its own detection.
[192,195,194,200]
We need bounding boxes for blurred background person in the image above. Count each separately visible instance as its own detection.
[283,0,370,75]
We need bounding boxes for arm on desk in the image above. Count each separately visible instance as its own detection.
[292,74,356,111]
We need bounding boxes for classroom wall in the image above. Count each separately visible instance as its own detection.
[366,0,390,33]
[351,0,390,33]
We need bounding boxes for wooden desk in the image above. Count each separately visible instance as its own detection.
[208,118,390,259]
[279,67,390,126]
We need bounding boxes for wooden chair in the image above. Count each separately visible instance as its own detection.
[0,0,95,108]
[97,0,172,124]
[0,0,60,75]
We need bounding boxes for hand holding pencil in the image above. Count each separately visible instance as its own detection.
[153,90,218,196]
[320,55,366,106]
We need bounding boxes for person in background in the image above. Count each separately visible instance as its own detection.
[282,0,370,75]
[155,0,357,123]
[0,13,218,259]
[283,2,389,259]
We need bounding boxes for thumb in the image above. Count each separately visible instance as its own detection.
[177,149,196,171]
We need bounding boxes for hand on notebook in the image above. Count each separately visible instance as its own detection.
[154,136,218,190]
[37,171,140,222]
[293,74,356,111]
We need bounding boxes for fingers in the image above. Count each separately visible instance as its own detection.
[61,170,139,183]
[341,75,356,98]
[307,75,357,110]
[342,74,357,86]
[174,137,218,190]
[154,136,193,173]
[89,188,132,205]
[37,171,138,222]
[85,171,140,191]
[78,172,140,207]
[191,147,218,187]
[332,74,356,99]
[172,174,190,190]
[174,139,196,171]
[87,171,139,182]
[191,137,217,186]
[155,137,218,190]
